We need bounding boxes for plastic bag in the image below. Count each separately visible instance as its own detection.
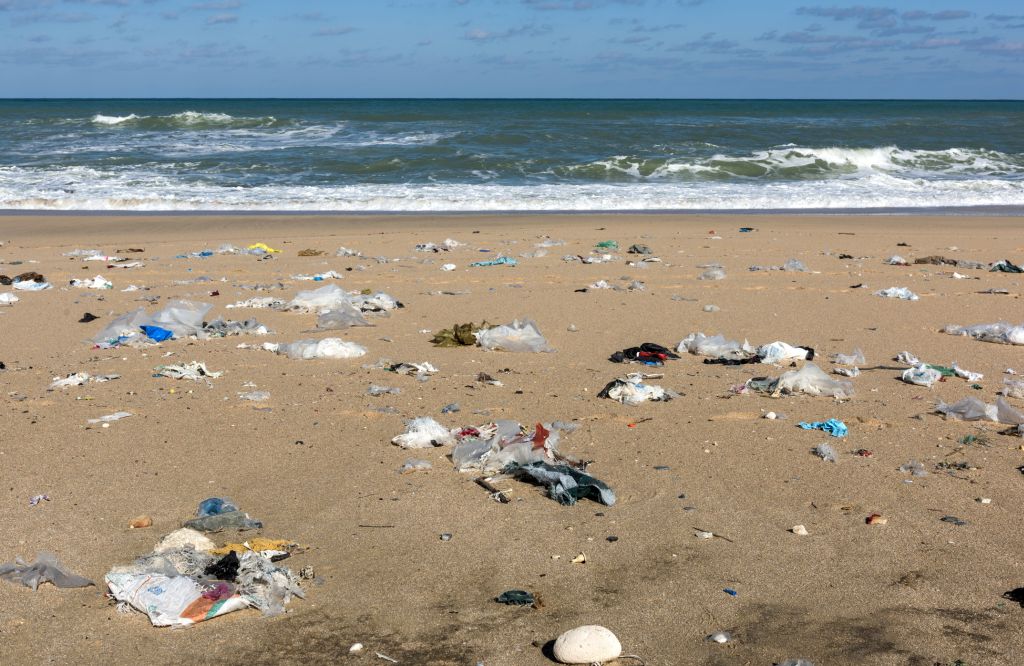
[678,332,754,361]
[391,417,454,449]
[266,338,367,360]
[105,572,249,627]
[698,268,726,280]
[149,300,213,338]
[776,363,854,398]
[475,319,554,353]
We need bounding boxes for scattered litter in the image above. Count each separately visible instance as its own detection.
[238,391,270,402]
[70,275,112,289]
[29,494,50,506]
[154,362,222,381]
[88,411,132,424]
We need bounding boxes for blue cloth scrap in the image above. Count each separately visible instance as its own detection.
[470,256,517,268]
[798,418,848,437]
[140,325,173,342]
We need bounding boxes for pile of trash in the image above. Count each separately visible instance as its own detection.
[93,301,270,347]
[390,419,615,506]
[105,498,306,627]
[608,342,680,366]
[677,332,813,365]
[598,373,677,405]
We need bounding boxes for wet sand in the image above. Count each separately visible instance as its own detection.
[2,213,1023,665]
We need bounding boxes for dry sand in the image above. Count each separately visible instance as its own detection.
[2,213,1024,666]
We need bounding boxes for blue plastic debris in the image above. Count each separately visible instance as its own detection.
[798,418,848,438]
[723,588,738,597]
[140,325,173,342]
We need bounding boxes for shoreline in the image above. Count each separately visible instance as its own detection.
[2,205,1023,217]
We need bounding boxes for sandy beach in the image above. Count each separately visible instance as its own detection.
[2,212,1024,666]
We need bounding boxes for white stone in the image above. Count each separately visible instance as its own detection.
[791,525,809,536]
[978,497,992,504]
[765,412,777,420]
[708,631,731,643]
[349,643,363,653]
[553,625,622,664]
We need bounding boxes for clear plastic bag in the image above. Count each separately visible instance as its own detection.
[777,363,854,398]
[475,319,554,353]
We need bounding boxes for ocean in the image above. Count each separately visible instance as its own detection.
[1,99,1022,213]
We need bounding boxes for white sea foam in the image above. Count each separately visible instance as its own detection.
[1,164,1022,211]
[91,114,143,125]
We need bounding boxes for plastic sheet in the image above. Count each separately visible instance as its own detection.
[392,417,454,449]
[832,348,866,365]
[902,364,943,387]
[508,462,616,506]
[597,373,676,405]
[758,341,812,364]
[475,319,554,353]
[0,552,94,590]
[874,287,919,301]
[776,363,854,398]
[943,322,1024,345]
[677,332,754,361]
[265,338,367,360]
[315,302,371,330]
[935,397,997,422]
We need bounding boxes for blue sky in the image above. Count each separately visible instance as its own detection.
[1,0,1022,98]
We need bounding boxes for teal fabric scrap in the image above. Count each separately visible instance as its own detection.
[798,418,848,437]
[470,256,517,267]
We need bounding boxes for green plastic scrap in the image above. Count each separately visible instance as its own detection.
[925,364,956,377]
[430,321,491,347]
[594,240,619,250]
